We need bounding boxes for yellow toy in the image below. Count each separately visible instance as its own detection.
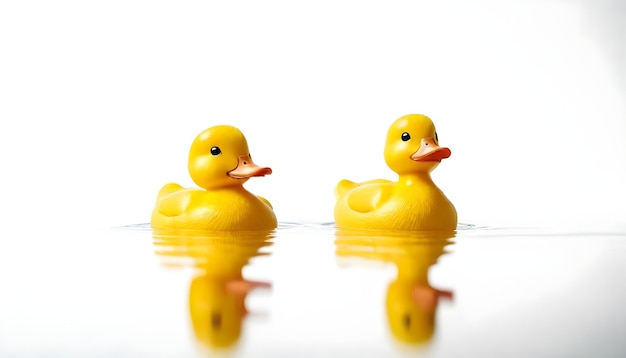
[153,229,273,349]
[335,229,454,344]
[151,125,277,231]
[334,114,457,231]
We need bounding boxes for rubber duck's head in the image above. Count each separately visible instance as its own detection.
[384,114,451,175]
[189,276,244,349]
[188,125,272,190]
[385,237,452,345]
[386,280,437,344]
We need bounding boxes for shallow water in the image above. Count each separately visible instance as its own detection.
[2,223,625,357]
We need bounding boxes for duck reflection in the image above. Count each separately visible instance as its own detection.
[153,228,274,349]
[335,229,455,345]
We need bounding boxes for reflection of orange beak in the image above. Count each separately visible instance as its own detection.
[226,280,272,296]
[413,286,438,311]
[226,280,272,317]
[413,286,454,310]
[228,155,272,179]
[410,138,451,162]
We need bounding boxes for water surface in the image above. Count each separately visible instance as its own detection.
[1,223,624,357]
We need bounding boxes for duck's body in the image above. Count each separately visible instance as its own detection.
[151,125,277,231]
[152,185,276,231]
[335,175,456,231]
[334,114,457,232]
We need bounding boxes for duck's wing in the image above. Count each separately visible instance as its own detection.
[156,187,194,217]
[335,179,392,199]
[156,183,184,199]
[345,182,393,213]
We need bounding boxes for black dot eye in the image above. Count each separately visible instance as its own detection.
[435,132,439,143]
[210,146,221,156]
[211,312,222,329]
[401,132,411,141]
[403,314,411,328]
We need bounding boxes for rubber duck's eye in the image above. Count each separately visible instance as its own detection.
[435,132,439,143]
[210,146,222,156]
[403,314,411,328]
[401,132,411,141]
[211,312,222,329]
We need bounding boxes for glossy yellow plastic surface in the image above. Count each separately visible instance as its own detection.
[153,228,274,349]
[335,229,454,344]
[151,125,277,231]
[334,114,457,231]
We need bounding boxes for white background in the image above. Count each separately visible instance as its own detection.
[1,0,625,230]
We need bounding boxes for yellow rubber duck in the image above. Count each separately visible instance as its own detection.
[334,114,457,231]
[153,229,273,349]
[151,125,277,231]
[335,229,454,345]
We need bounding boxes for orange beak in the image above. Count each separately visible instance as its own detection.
[410,138,451,162]
[227,154,272,179]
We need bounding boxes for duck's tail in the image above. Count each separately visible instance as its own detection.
[335,179,358,199]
